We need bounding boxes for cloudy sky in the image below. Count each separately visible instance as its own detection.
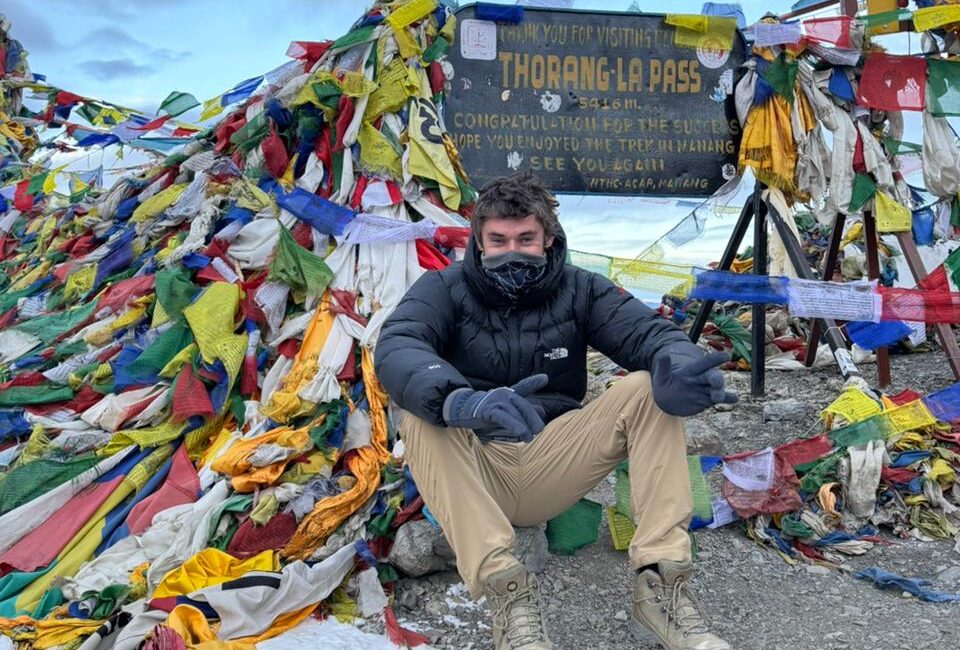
[4,0,919,262]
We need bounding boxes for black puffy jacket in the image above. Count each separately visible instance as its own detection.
[374,229,691,427]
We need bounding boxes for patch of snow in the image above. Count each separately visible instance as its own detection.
[257,617,400,650]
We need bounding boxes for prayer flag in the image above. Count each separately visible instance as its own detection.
[158,91,200,117]
[913,4,960,32]
[927,58,960,117]
[802,16,853,48]
[857,53,926,112]
[199,96,224,121]
[874,191,912,232]
[221,76,263,107]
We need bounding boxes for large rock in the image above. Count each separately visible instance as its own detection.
[763,398,812,422]
[387,520,453,577]
[684,420,723,456]
[388,520,548,577]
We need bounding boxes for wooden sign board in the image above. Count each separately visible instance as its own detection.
[445,5,747,196]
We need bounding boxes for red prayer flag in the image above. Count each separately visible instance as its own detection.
[170,366,215,423]
[13,180,33,212]
[857,53,926,112]
[286,40,333,62]
[131,115,173,131]
[802,16,853,48]
[55,90,85,106]
[171,126,200,137]
[261,128,289,178]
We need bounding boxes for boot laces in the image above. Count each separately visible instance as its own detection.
[500,585,546,648]
[667,577,710,637]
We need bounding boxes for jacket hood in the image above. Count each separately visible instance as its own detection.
[462,226,567,310]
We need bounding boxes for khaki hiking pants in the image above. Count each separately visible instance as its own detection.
[400,371,693,597]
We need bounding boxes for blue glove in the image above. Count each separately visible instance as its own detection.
[651,348,738,417]
[442,374,549,443]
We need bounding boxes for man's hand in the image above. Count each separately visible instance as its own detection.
[443,374,549,443]
[651,349,738,417]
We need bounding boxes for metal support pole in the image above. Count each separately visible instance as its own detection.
[751,190,767,396]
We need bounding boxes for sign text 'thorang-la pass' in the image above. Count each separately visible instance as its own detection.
[445,5,746,196]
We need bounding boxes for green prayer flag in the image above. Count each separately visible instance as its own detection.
[123,322,193,381]
[16,300,97,344]
[761,53,798,103]
[229,111,269,153]
[927,58,960,117]
[861,9,911,27]
[267,226,334,299]
[26,171,49,196]
[155,268,198,322]
[77,103,100,125]
[848,173,877,215]
[0,384,74,407]
[882,138,922,156]
[159,91,200,117]
[828,415,891,449]
[422,36,450,64]
[952,196,960,228]
[331,25,376,52]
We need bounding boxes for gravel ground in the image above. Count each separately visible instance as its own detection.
[390,350,960,650]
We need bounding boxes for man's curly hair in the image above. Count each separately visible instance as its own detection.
[471,171,560,244]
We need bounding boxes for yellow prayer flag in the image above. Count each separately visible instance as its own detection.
[882,399,936,435]
[42,165,67,194]
[365,59,414,120]
[199,96,225,121]
[183,282,240,365]
[340,71,379,98]
[439,13,457,43]
[385,0,438,29]
[913,5,960,32]
[820,388,882,424]
[407,94,460,209]
[928,457,956,485]
[609,258,694,297]
[875,192,912,232]
[132,183,187,222]
[358,121,403,178]
[392,23,422,58]
[64,264,97,302]
[665,15,736,50]
[159,343,199,378]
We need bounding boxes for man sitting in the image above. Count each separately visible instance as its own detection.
[375,172,737,650]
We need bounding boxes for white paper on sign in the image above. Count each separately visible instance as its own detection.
[753,22,802,46]
[787,278,882,323]
[719,69,734,95]
[722,447,775,492]
[707,497,736,528]
[461,19,497,61]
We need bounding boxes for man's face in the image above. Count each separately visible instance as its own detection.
[479,214,554,256]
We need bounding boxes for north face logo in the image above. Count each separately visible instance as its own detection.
[543,347,568,361]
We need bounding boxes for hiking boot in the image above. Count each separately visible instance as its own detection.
[631,559,730,650]
[483,564,551,650]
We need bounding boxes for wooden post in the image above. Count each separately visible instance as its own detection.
[688,198,755,343]
[804,211,846,367]
[766,202,862,381]
[893,232,960,382]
